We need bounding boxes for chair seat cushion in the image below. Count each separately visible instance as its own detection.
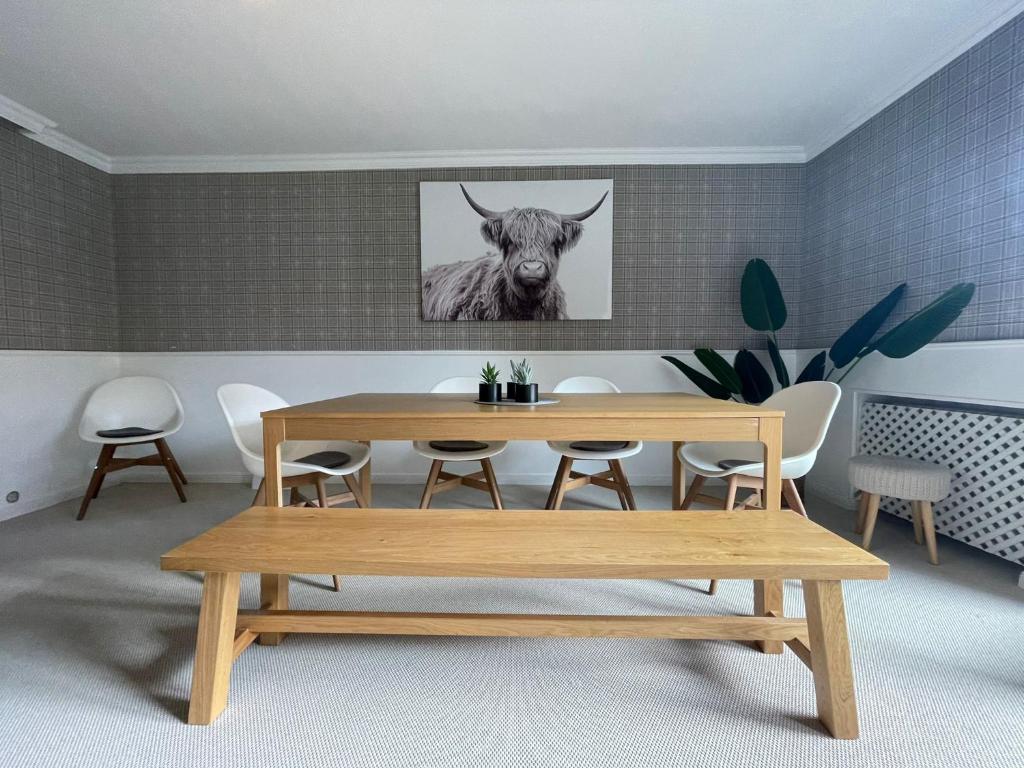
[96,427,162,439]
[848,454,951,502]
[293,451,351,469]
[428,440,489,452]
[569,440,629,452]
[717,458,755,471]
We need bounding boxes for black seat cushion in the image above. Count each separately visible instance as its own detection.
[96,427,162,439]
[717,458,755,471]
[428,440,489,452]
[569,440,629,452]
[294,451,351,469]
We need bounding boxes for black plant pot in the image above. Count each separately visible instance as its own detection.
[506,382,519,400]
[478,383,500,403]
[515,383,539,403]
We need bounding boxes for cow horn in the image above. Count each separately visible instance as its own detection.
[460,184,503,219]
[561,191,609,222]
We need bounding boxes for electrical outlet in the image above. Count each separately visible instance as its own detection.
[5,491,19,503]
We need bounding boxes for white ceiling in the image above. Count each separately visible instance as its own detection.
[0,0,1021,172]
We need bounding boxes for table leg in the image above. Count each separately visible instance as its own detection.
[258,573,289,646]
[671,441,684,510]
[760,416,783,511]
[359,441,372,507]
[803,580,859,739]
[188,572,241,725]
[262,416,286,506]
[754,579,784,654]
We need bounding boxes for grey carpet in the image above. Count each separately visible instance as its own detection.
[1,481,1021,768]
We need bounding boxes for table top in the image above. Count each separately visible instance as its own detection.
[262,392,783,420]
[161,507,887,581]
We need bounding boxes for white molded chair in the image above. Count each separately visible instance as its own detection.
[77,376,187,520]
[413,377,507,509]
[545,376,642,510]
[218,383,372,592]
[678,381,841,595]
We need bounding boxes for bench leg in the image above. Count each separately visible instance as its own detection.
[258,573,289,646]
[803,580,858,739]
[188,572,241,725]
[754,580,784,653]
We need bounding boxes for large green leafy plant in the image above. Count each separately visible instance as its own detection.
[663,259,975,403]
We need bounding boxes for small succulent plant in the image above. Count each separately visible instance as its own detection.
[480,362,501,385]
[510,358,532,385]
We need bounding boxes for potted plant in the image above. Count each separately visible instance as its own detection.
[479,362,501,403]
[511,358,538,403]
[662,258,975,403]
[506,360,519,402]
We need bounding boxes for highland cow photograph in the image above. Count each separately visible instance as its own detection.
[420,180,614,320]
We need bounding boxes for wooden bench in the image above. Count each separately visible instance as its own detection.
[161,507,888,737]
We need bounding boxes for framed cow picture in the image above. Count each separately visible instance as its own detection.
[419,179,614,320]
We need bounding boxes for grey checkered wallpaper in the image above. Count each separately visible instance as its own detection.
[113,165,803,351]
[801,12,1024,346]
[0,119,117,350]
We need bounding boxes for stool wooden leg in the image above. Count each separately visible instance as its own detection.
[419,460,443,509]
[854,492,867,534]
[918,500,939,565]
[803,580,858,739]
[188,571,241,725]
[860,494,880,551]
[910,500,924,545]
[754,579,784,654]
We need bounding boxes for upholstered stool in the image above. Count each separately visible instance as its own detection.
[848,454,951,565]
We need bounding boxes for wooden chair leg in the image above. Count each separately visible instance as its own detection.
[159,439,188,485]
[77,444,116,520]
[754,579,784,654]
[545,457,569,509]
[313,476,343,590]
[187,571,241,725]
[860,493,881,551]
[708,579,718,595]
[724,475,739,510]
[918,500,939,565]
[343,473,368,508]
[608,461,629,510]
[783,478,808,517]
[679,474,705,510]
[258,573,288,646]
[609,459,637,510]
[252,478,267,506]
[550,457,574,510]
[480,458,504,510]
[154,438,187,503]
[419,460,443,509]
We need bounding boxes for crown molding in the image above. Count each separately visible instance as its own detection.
[108,145,806,174]
[804,0,1024,160]
[0,93,112,171]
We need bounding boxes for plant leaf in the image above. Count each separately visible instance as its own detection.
[828,283,907,368]
[871,283,976,358]
[766,339,790,388]
[796,350,827,383]
[661,355,733,400]
[740,258,787,332]
[734,350,774,404]
[693,348,742,394]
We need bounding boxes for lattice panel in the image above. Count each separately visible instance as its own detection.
[858,401,1024,565]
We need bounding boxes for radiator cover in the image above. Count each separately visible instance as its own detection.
[858,400,1024,565]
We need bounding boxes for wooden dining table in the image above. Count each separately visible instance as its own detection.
[260,392,784,510]
[257,392,787,647]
